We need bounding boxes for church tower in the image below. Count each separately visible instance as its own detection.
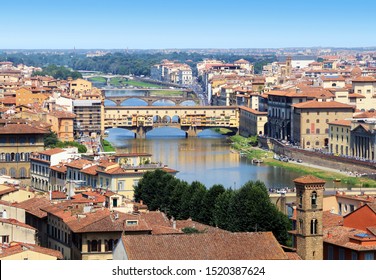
[286,56,292,77]
[294,175,325,260]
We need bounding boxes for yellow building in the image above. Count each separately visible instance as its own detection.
[0,217,37,244]
[328,120,351,156]
[0,122,49,180]
[15,87,49,106]
[352,76,376,111]
[292,101,354,149]
[239,106,268,137]
[69,78,92,95]
[97,162,178,200]
[45,110,76,141]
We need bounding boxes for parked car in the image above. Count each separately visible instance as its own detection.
[297,159,303,163]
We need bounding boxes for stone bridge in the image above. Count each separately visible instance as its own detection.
[104,106,239,138]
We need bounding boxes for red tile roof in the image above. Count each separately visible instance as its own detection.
[0,242,63,260]
[239,106,268,115]
[15,197,51,218]
[0,123,50,134]
[352,76,376,82]
[121,232,288,260]
[65,159,92,169]
[0,218,36,230]
[293,175,326,185]
[292,100,354,109]
[39,148,66,156]
[328,120,352,127]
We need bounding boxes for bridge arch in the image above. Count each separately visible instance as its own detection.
[172,115,180,123]
[104,99,116,106]
[162,115,171,123]
[120,98,148,106]
[152,99,176,106]
[179,100,197,106]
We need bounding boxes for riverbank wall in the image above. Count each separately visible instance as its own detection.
[260,137,376,176]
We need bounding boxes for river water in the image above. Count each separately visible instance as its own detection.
[104,88,343,190]
[106,128,343,190]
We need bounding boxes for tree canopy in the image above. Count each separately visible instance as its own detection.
[134,170,291,244]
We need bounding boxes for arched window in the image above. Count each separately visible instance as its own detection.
[20,153,25,161]
[0,168,6,175]
[19,167,27,178]
[10,168,16,178]
[5,153,10,162]
[10,153,15,161]
[15,153,20,162]
[299,191,303,208]
[310,219,318,234]
[306,141,311,146]
[311,191,317,208]
[25,153,30,161]
[0,153,5,161]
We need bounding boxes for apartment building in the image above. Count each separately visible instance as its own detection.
[73,99,104,137]
[291,101,354,149]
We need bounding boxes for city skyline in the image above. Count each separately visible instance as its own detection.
[1,0,376,49]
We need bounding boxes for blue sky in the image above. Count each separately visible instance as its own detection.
[1,0,375,49]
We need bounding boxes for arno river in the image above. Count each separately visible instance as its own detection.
[104,88,342,190]
[106,128,343,190]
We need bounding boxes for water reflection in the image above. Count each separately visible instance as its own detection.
[105,128,346,189]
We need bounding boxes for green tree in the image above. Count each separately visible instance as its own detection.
[44,131,59,148]
[134,169,176,211]
[199,184,225,225]
[213,189,235,229]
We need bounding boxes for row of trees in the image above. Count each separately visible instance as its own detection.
[134,169,291,245]
[0,51,276,76]
[32,64,82,80]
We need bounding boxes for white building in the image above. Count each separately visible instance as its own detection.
[30,148,79,192]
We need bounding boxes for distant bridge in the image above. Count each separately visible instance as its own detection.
[104,106,239,138]
[104,89,198,106]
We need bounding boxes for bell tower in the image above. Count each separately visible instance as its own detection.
[286,56,292,77]
[294,175,325,260]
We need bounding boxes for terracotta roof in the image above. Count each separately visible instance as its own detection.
[175,219,228,234]
[14,197,51,218]
[348,93,365,98]
[0,186,18,196]
[292,100,355,109]
[323,211,343,229]
[328,120,352,127]
[47,110,75,119]
[352,76,376,82]
[65,159,92,169]
[67,209,151,233]
[286,252,302,260]
[239,106,268,115]
[120,232,288,260]
[39,148,66,156]
[353,111,376,118]
[0,97,16,104]
[0,123,49,134]
[51,191,66,199]
[80,164,98,176]
[0,218,36,230]
[324,226,376,251]
[50,164,67,173]
[293,175,326,185]
[0,242,63,260]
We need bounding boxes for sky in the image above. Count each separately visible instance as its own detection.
[1,0,375,49]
